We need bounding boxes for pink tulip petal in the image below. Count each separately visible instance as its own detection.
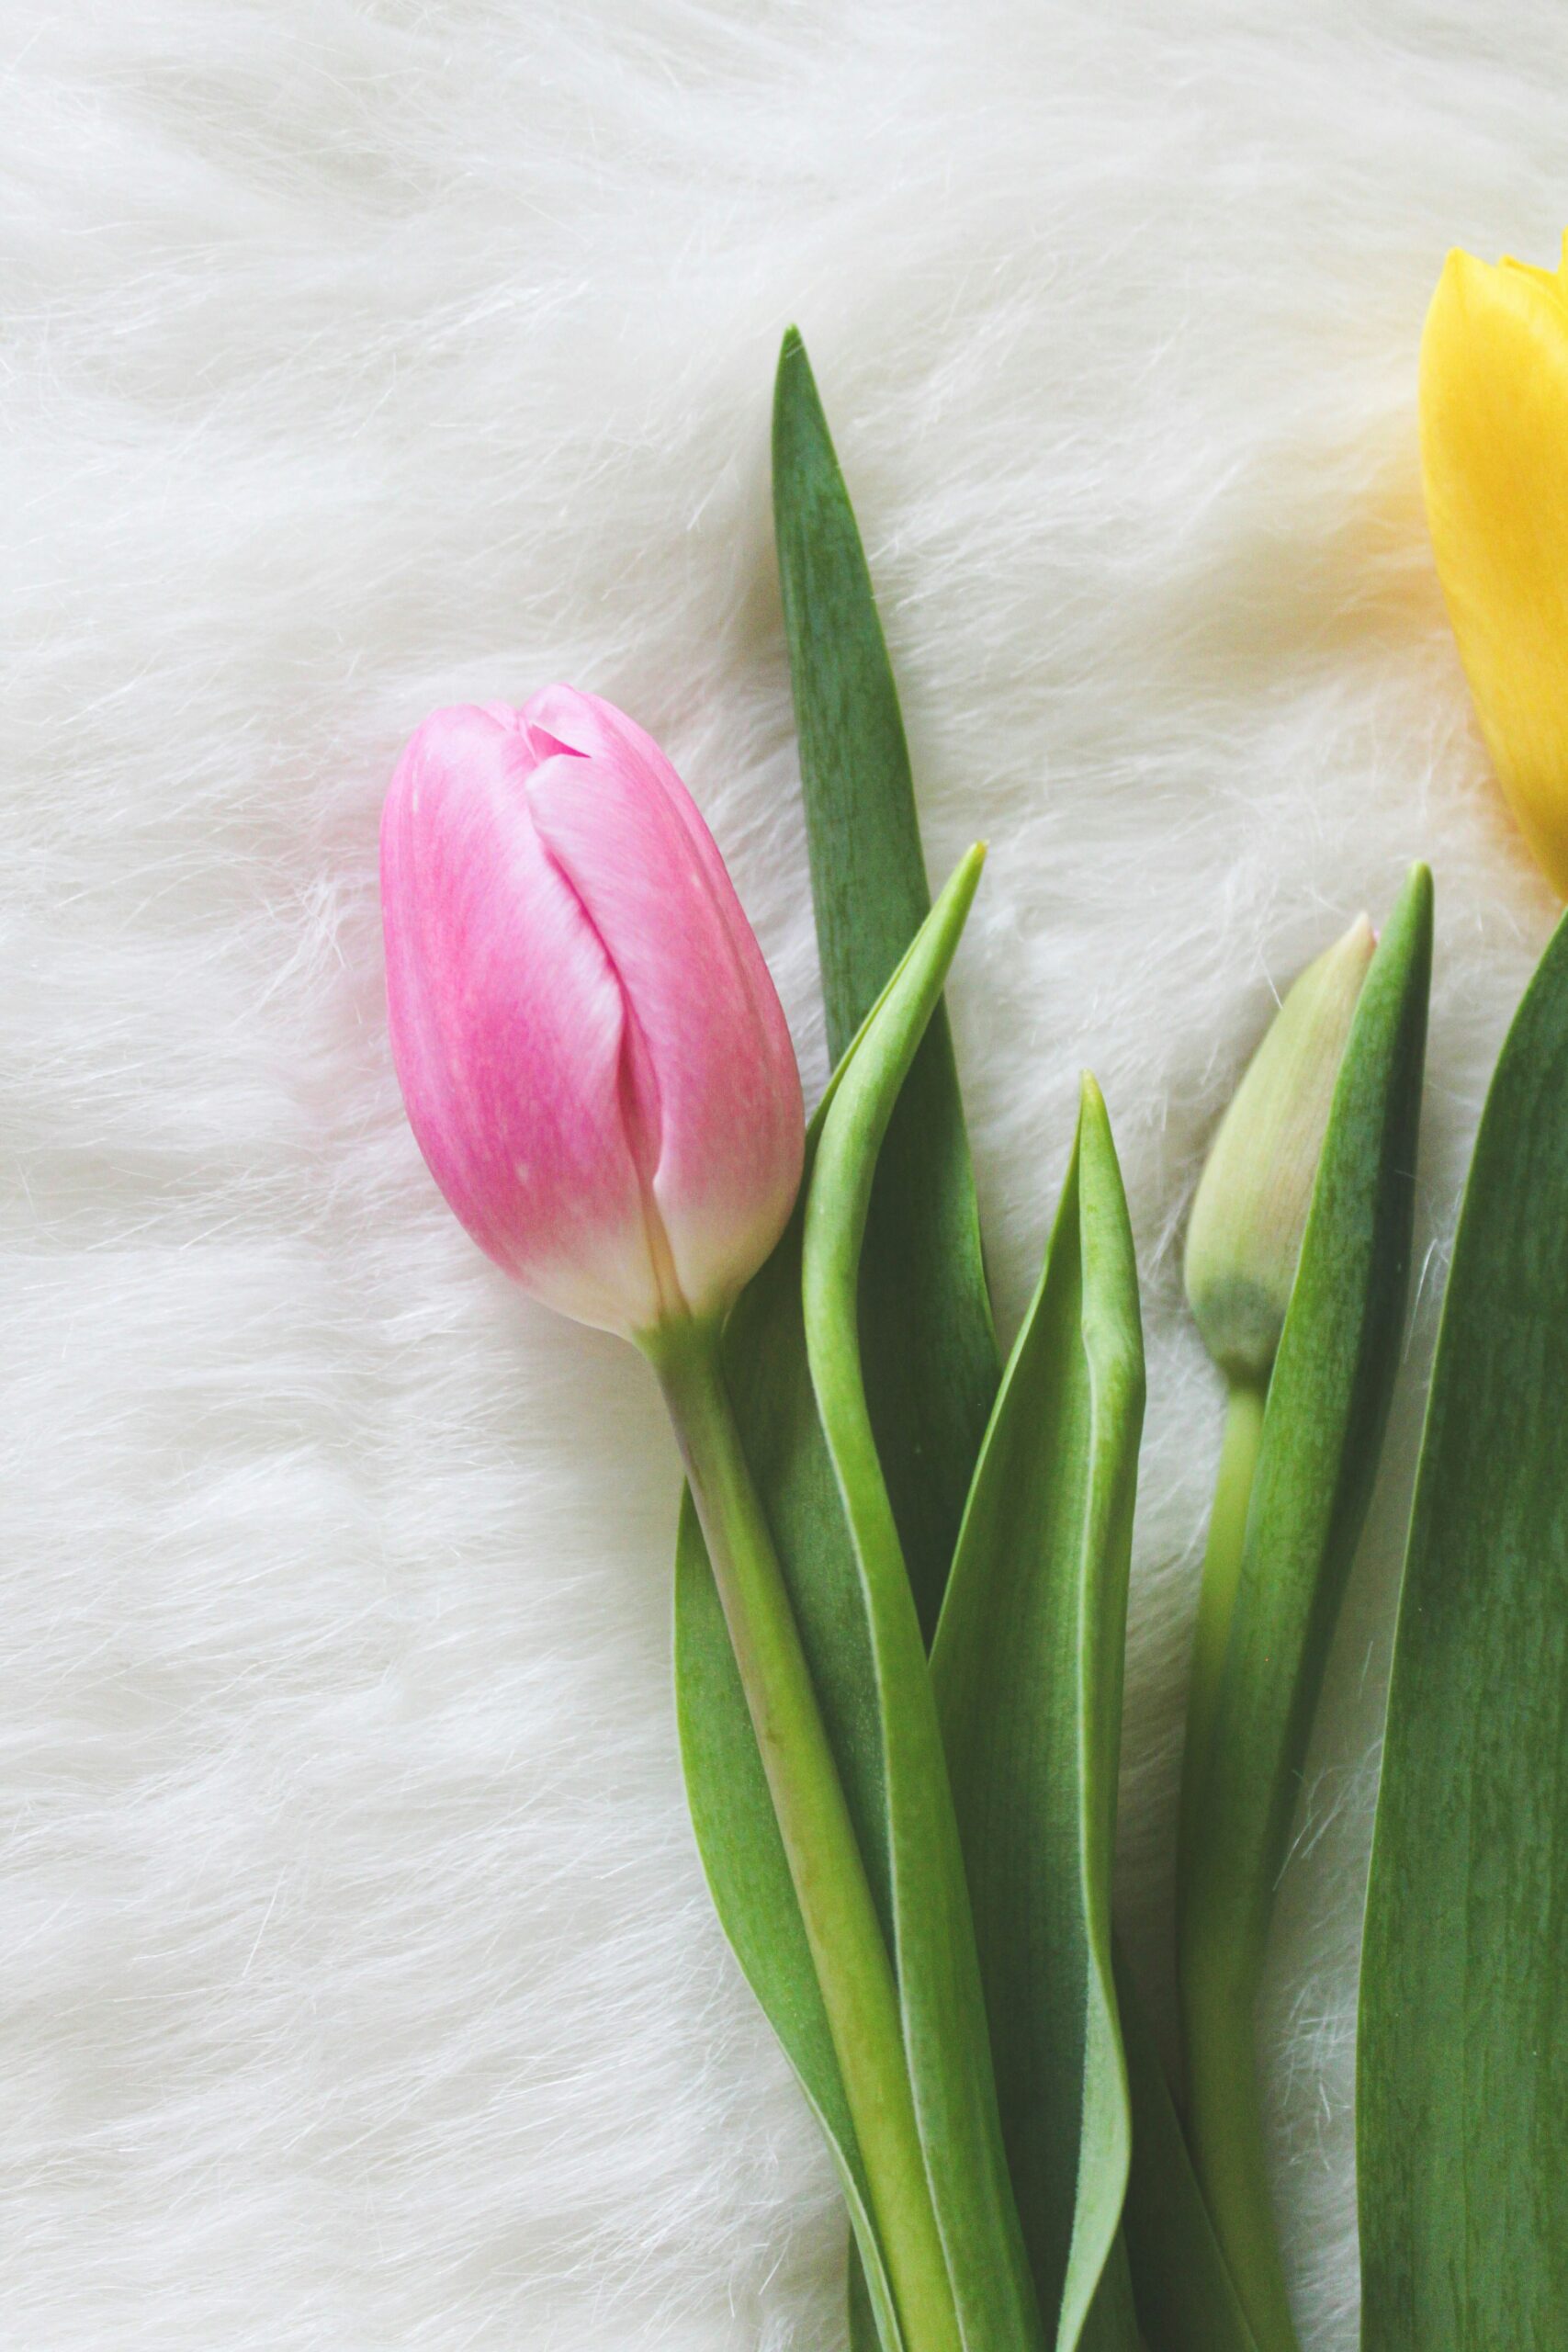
[524,718,802,1317]
[381,686,802,1336]
[522,684,740,914]
[381,705,669,1332]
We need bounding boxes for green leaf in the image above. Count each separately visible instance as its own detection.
[1114,1945,1261,2352]
[675,863,996,2352]
[1358,907,1568,2350]
[773,329,1006,2347]
[678,336,1004,2352]
[771,326,928,1059]
[1175,866,1433,2352]
[930,1078,1145,2352]
[769,328,1274,2348]
[803,845,1045,2352]
[773,326,998,1642]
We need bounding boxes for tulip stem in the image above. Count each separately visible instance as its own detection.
[649,1316,962,2352]
[1178,1919,1300,2352]
[1177,1376,1267,1896]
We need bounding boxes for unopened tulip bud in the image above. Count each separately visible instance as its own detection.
[1179,909,1379,2090]
[380,685,804,1340]
[1185,915,1376,1387]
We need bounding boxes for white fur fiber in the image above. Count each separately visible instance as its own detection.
[6,4,1566,2345]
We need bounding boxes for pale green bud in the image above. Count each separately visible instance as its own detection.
[1185,914,1376,1386]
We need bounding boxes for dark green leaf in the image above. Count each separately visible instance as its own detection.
[1359,906,1568,2351]
[773,329,1006,2347]
[773,327,998,1642]
[677,337,1003,2352]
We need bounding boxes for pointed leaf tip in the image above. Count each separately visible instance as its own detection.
[775,323,810,394]
[949,842,987,903]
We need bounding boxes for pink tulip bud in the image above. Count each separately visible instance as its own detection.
[380,685,805,1340]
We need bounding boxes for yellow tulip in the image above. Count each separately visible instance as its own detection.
[1421,233,1568,895]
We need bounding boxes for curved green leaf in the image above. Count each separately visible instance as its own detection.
[804,850,1045,2352]
[931,1079,1144,2352]
[1176,865,1433,2351]
[1359,908,1568,2351]
[676,864,994,2351]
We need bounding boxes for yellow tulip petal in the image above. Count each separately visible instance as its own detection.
[1421,239,1568,895]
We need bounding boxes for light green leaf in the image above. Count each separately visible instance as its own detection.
[1176,866,1432,2352]
[1359,908,1568,2350]
[930,1079,1145,2352]
[676,863,995,2352]
[804,848,1046,2352]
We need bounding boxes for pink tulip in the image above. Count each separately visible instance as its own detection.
[380,684,804,1338]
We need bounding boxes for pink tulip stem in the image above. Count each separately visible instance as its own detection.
[648,1315,962,2352]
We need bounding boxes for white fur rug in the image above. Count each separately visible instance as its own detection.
[7,4,1563,2345]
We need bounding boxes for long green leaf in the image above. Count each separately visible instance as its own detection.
[773,327,998,1642]
[677,338,1002,2352]
[773,335,1163,2347]
[773,329,1006,2347]
[1176,866,1432,2350]
[931,1078,1145,2352]
[1358,909,1568,2350]
[675,864,992,2352]
[803,849,1045,2352]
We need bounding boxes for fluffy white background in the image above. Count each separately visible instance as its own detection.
[6,2,1566,2345]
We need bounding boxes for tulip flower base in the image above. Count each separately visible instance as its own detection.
[376,323,1567,2352]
